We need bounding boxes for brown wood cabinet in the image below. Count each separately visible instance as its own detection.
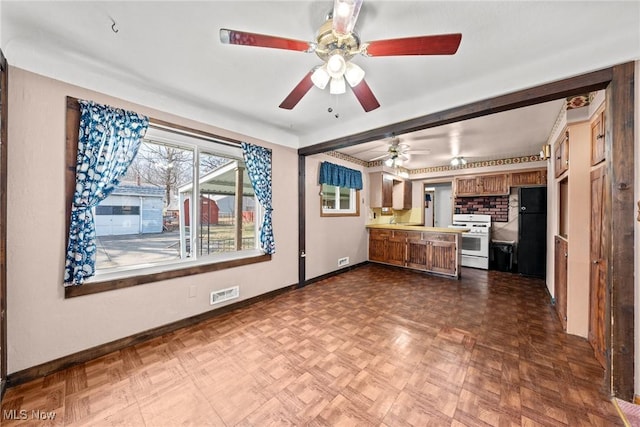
[554,236,568,331]
[590,107,606,166]
[425,234,457,276]
[392,179,412,210]
[454,172,517,197]
[368,229,389,263]
[554,131,569,177]
[454,176,479,196]
[387,231,407,266]
[477,174,509,195]
[368,227,460,278]
[369,172,393,208]
[510,169,547,187]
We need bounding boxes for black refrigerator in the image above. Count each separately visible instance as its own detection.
[518,187,547,278]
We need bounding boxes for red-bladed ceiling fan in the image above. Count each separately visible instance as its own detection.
[220,0,461,112]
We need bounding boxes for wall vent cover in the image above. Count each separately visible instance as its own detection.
[210,286,239,305]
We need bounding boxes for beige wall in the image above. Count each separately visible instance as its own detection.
[564,121,591,337]
[6,67,299,373]
[304,154,368,280]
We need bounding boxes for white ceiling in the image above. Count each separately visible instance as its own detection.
[2,1,639,168]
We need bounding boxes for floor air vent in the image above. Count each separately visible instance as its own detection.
[210,286,239,305]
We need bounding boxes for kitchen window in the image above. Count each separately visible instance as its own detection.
[318,161,362,217]
[321,184,360,216]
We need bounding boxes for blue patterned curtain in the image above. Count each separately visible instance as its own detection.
[64,100,149,286]
[241,142,275,254]
[319,161,363,190]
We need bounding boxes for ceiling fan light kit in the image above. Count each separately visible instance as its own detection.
[220,0,461,112]
[450,156,467,166]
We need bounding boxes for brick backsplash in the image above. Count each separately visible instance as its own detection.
[454,195,509,222]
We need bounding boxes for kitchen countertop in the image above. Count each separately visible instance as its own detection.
[366,224,470,233]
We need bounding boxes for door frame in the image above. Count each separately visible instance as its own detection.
[298,63,635,400]
[0,49,8,399]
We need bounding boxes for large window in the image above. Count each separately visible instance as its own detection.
[64,98,270,298]
[91,127,260,277]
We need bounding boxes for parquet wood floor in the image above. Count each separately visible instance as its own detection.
[1,265,623,426]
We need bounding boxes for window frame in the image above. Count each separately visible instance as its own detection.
[64,97,270,298]
[319,184,360,217]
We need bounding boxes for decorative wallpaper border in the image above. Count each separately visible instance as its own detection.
[325,151,369,167]
[408,155,543,175]
[325,151,543,174]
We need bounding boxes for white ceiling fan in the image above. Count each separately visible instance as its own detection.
[368,137,432,167]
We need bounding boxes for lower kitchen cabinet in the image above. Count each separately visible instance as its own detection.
[387,231,407,266]
[368,227,461,278]
[368,229,389,262]
[426,234,457,276]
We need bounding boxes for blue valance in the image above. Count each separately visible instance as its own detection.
[318,161,363,190]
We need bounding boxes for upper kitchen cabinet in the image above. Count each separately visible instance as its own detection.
[370,172,412,211]
[590,105,606,166]
[392,178,412,210]
[454,173,509,197]
[554,130,569,178]
[369,172,393,209]
[510,169,547,187]
[454,176,479,196]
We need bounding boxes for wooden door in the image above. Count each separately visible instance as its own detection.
[368,229,388,263]
[386,231,406,266]
[478,174,509,195]
[591,109,605,166]
[554,236,568,331]
[554,131,569,177]
[589,166,607,368]
[406,232,427,270]
[454,177,477,196]
[426,238,457,276]
[381,176,393,208]
[510,169,547,186]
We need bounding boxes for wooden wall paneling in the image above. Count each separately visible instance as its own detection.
[554,236,568,331]
[0,49,7,399]
[606,62,635,400]
[589,166,607,368]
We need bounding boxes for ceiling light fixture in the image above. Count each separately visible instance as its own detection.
[539,144,551,160]
[450,156,467,167]
[385,155,403,168]
[312,52,365,94]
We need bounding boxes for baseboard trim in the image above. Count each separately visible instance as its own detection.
[7,283,297,388]
[302,261,369,287]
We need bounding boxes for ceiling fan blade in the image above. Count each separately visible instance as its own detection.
[368,153,390,161]
[364,33,462,56]
[220,29,312,52]
[350,79,380,112]
[279,72,314,110]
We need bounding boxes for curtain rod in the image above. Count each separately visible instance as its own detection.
[148,120,242,149]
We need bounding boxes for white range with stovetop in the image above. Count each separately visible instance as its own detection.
[448,214,492,269]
